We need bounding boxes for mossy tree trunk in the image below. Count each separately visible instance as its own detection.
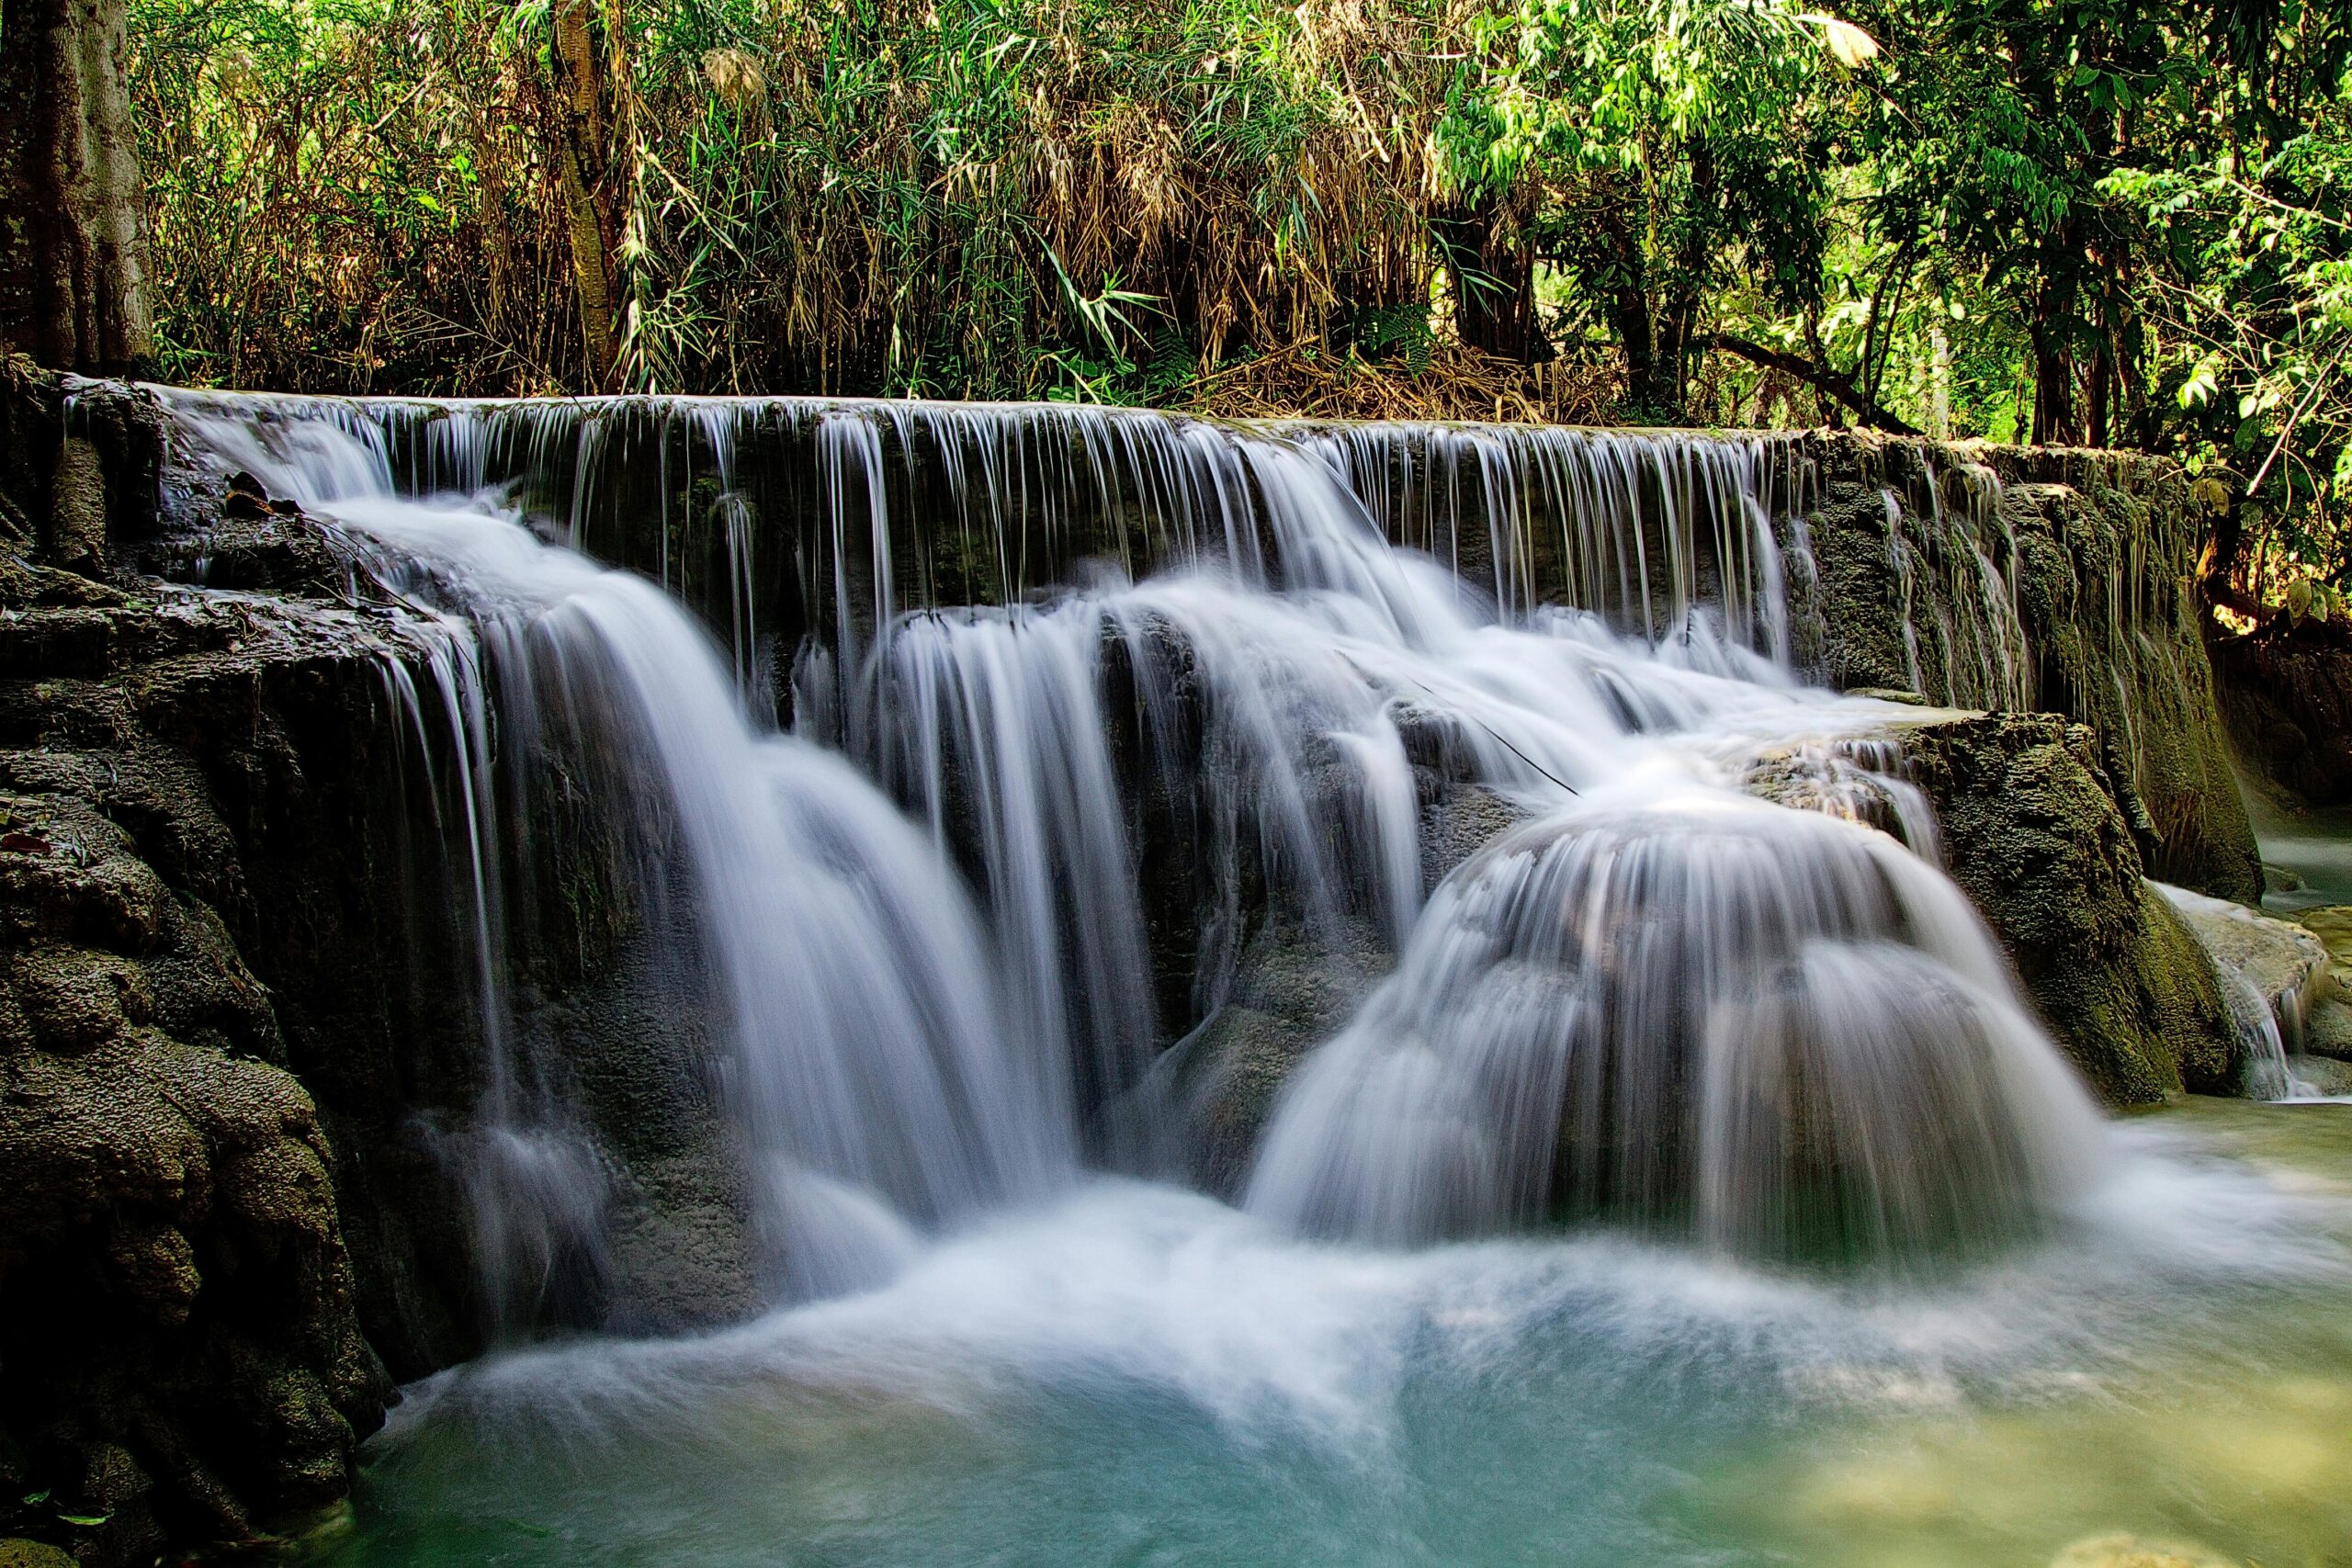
[549,0,618,390]
[0,0,153,374]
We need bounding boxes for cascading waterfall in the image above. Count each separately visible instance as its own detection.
[1244,792,2103,1259]
[158,386,2121,1312]
[167,398,1075,1311]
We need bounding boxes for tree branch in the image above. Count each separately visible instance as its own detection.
[1705,333,1922,434]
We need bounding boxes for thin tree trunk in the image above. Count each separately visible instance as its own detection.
[0,0,153,372]
[1928,317,1952,439]
[1596,200,1660,414]
[2086,334,2113,449]
[1657,139,1716,411]
[1435,198,1548,364]
[549,0,616,389]
[2030,326,2080,446]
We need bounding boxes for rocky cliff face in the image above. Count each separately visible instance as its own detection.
[1779,435,2258,905]
[0,364,492,1562]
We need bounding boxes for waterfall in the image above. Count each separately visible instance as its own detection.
[1243,792,2103,1260]
[166,396,1074,1314]
[154,386,2116,1315]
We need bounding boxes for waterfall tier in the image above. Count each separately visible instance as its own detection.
[150,388,2152,1310]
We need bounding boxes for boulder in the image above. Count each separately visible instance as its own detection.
[1874,712,2239,1102]
[2283,905,2352,1060]
[1167,912,1391,1198]
[2050,1534,2236,1568]
[2155,886,2331,1046]
[0,1543,76,1568]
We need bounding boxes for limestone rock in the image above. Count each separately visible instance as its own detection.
[0,1541,76,1568]
[2290,903,2352,964]
[0,367,433,1564]
[1781,434,2259,903]
[1883,712,2239,1101]
[2158,886,2331,1045]
[2050,1532,2235,1568]
[1172,914,1392,1197]
[2286,1053,2352,1094]
[2284,905,2352,1059]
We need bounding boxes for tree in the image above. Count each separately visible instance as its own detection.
[1437,0,1871,418]
[0,0,154,372]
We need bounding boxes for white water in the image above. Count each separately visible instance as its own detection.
[1246,795,2103,1258]
[161,388,2116,1296]
[145,389,2352,1568]
[322,1119,2352,1568]
[173,400,1074,1310]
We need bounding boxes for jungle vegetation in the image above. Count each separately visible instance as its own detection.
[47,0,2352,610]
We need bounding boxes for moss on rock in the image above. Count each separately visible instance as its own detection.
[1888,712,2238,1102]
[1781,434,2258,904]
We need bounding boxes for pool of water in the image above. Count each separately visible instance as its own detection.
[2248,789,2352,914]
[298,1100,2352,1568]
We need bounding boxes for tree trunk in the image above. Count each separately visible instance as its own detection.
[2085,334,2113,449]
[1595,200,1661,415]
[1435,199,1548,365]
[2030,326,2080,446]
[1656,139,1717,412]
[0,0,153,373]
[549,0,616,389]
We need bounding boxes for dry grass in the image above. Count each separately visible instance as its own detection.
[129,0,1502,403]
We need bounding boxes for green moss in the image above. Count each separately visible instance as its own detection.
[1892,713,2237,1103]
[1788,435,2259,904]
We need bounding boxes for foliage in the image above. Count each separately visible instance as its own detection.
[1434,0,1859,413]
[127,0,1466,399]
[2107,93,2352,598]
[113,0,2352,615]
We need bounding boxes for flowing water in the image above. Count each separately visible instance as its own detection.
[2250,787,2352,914]
[149,391,2352,1567]
[296,1105,2352,1568]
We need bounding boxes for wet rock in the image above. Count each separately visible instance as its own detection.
[0,1541,76,1568]
[196,508,345,596]
[1169,914,1392,1196]
[2285,903,2352,981]
[1419,782,1542,891]
[2049,1533,2235,1568]
[2307,1003,2352,1059]
[2287,1053,2352,1093]
[1885,712,2239,1101]
[600,1142,764,1335]
[2264,861,2309,896]
[1784,434,2259,903]
[2282,905,2352,1059]
[2159,886,2331,1046]
[0,367,463,1564]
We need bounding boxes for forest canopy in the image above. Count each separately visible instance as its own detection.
[117,0,2352,606]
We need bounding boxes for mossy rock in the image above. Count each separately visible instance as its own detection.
[1781,434,2258,904]
[0,1540,76,1568]
[1882,712,2238,1101]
